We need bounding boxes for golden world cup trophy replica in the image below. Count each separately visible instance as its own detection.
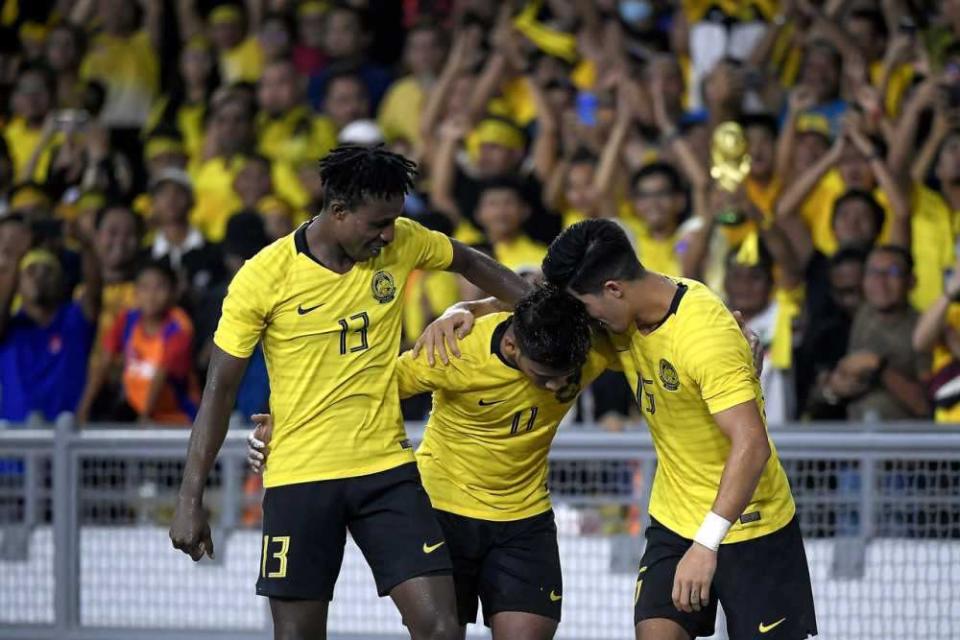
[710,121,752,226]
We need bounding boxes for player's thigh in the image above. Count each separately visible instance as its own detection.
[634,519,717,639]
[490,611,558,640]
[347,463,453,597]
[478,509,563,626]
[714,516,818,640]
[269,598,328,640]
[635,617,692,640]
[257,480,347,601]
[433,508,487,626]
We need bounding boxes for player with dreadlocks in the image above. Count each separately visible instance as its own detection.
[170,146,531,639]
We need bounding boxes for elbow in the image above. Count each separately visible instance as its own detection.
[743,434,772,472]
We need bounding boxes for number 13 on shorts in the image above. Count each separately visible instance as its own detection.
[261,535,290,578]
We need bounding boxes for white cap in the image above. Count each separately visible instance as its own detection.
[338,119,385,146]
[150,167,193,194]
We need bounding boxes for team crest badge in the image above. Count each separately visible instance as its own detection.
[371,270,396,303]
[658,359,679,391]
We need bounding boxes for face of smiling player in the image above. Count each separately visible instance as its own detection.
[331,194,404,262]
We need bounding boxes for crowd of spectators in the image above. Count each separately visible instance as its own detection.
[2,0,960,428]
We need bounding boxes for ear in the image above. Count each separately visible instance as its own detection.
[603,280,625,298]
[328,200,348,220]
[501,332,519,358]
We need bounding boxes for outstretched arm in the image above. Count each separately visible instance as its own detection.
[448,240,532,306]
[415,242,534,366]
[170,347,249,559]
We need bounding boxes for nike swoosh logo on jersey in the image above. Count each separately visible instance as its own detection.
[549,590,562,602]
[478,399,506,406]
[297,303,324,315]
[758,618,787,634]
[422,541,445,554]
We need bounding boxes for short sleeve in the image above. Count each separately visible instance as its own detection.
[398,217,454,271]
[213,257,273,358]
[679,307,758,415]
[395,346,473,399]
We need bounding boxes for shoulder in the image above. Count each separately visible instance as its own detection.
[674,278,730,324]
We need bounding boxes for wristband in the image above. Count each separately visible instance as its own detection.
[693,511,732,551]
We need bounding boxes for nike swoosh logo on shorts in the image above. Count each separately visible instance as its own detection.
[758,618,787,634]
[422,541,445,554]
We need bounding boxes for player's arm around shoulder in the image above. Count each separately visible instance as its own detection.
[397,318,489,397]
[412,239,533,366]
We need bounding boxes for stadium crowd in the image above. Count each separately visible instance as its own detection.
[1,0,960,428]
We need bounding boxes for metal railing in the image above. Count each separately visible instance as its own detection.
[1,421,959,639]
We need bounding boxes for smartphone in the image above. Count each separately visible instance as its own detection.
[576,92,599,128]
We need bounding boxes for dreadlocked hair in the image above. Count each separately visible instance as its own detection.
[513,284,593,371]
[318,145,418,211]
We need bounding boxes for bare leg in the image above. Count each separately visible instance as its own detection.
[269,598,328,640]
[390,574,460,640]
[635,618,692,640]
[490,611,558,640]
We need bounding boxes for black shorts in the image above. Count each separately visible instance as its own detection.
[256,462,452,601]
[634,516,818,640]
[434,508,563,627]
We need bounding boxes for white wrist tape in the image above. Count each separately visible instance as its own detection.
[693,511,732,551]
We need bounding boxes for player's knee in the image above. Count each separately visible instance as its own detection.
[417,611,460,640]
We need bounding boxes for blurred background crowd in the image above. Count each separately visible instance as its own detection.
[2,0,960,429]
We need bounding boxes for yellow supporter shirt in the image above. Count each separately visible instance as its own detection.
[396,313,615,520]
[80,30,159,126]
[802,175,953,309]
[220,36,264,84]
[609,278,796,542]
[214,217,454,486]
[146,100,206,162]
[2,117,55,182]
[402,269,461,345]
[635,231,683,277]
[256,107,337,209]
[493,235,547,274]
[190,156,243,241]
[377,76,425,146]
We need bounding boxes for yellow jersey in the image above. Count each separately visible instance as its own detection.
[609,278,795,542]
[2,117,55,182]
[214,217,454,487]
[396,313,615,520]
[377,76,426,146]
[219,36,264,84]
[493,235,547,274]
[80,30,159,126]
